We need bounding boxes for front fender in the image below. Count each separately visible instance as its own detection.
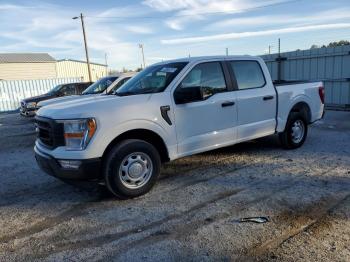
[102,119,169,146]
[45,119,176,160]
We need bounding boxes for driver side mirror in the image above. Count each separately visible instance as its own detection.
[174,85,203,104]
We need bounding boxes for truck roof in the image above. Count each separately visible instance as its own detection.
[153,55,259,65]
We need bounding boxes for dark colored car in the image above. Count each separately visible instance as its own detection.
[20,82,93,116]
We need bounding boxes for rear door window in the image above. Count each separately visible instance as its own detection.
[229,61,266,90]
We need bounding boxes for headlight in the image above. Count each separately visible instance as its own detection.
[63,118,97,150]
[26,102,37,109]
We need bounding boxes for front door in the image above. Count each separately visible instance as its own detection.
[172,61,237,157]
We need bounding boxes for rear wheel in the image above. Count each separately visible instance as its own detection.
[103,139,161,198]
[279,113,308,149]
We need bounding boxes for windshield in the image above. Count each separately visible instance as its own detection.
[109,77,132,94]
[82,76,118,95]
[116,62,188,96]
[49,84,63,94]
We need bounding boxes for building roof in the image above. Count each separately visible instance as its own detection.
[0,53,56,63]
[57,59,107,67]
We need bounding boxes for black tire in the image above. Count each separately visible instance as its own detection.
[279,113,308,149]
[103,139,161,198]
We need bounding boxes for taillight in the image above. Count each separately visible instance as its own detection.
[318,86,325,104]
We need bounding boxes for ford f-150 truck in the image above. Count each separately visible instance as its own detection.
[34,56,324,198]
[36,72,136,109]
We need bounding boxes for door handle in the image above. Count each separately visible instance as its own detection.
[263,95,274,101]
[221,101,235,107]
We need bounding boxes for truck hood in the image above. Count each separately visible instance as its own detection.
[36,94,151,120]
[22,93,56,104]
[37,94,94,107]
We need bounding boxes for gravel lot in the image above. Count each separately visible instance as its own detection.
[0,111,349,261]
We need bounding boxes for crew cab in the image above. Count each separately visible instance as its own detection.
[20,82,93,116]
[36,73,136,109]
[34,56,324,198]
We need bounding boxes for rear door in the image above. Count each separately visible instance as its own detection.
[227,60,276,142]
[172,61,238,157]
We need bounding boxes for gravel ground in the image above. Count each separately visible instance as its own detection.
[0,111,349,261]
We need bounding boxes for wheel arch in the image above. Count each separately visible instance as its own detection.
[277,99,312,132]
[289,101,311,123]
[102,129,170,163]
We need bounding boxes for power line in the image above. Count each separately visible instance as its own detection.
[85,0,303,20]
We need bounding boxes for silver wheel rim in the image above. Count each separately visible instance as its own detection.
[291,120,305,144]
[119,152,153,189]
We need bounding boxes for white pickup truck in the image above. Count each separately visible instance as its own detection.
[35,56,324,198]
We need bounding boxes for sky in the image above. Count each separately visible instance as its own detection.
[1,0,350,70]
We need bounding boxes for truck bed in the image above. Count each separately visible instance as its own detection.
[274,80,324,132]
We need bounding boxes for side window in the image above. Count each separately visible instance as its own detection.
[71,84,81,95]
[177,62,227,102]
[229,61,266,90]
[78,83,89,93]
[61,85,76,95]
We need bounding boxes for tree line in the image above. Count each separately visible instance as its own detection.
[311,40,350,49]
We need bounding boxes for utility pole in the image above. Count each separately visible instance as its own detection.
[278,38,281,55]
[277,38,282,82]
[138,44,146,69]
[73,13,92,82]
[225,48,229,56]
[268,45,272,54]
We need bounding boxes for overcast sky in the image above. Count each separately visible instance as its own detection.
[1,0,350,70]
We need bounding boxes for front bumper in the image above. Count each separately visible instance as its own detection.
[34,145,101,180]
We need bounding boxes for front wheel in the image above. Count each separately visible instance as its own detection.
[103,139,161,198]
[279,113,308,149]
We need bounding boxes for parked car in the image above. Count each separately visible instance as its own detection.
[20,82,93,116]
[36,73,136,109]
[34,56,324,198]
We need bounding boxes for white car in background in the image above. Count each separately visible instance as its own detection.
[37,72,136,109]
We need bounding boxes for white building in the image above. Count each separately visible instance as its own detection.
[0,53,107,82]
[56,59,108,82]
[0,53,56,80]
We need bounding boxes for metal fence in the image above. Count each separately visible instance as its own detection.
[0,78,81,112]
[261,45,350,109]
